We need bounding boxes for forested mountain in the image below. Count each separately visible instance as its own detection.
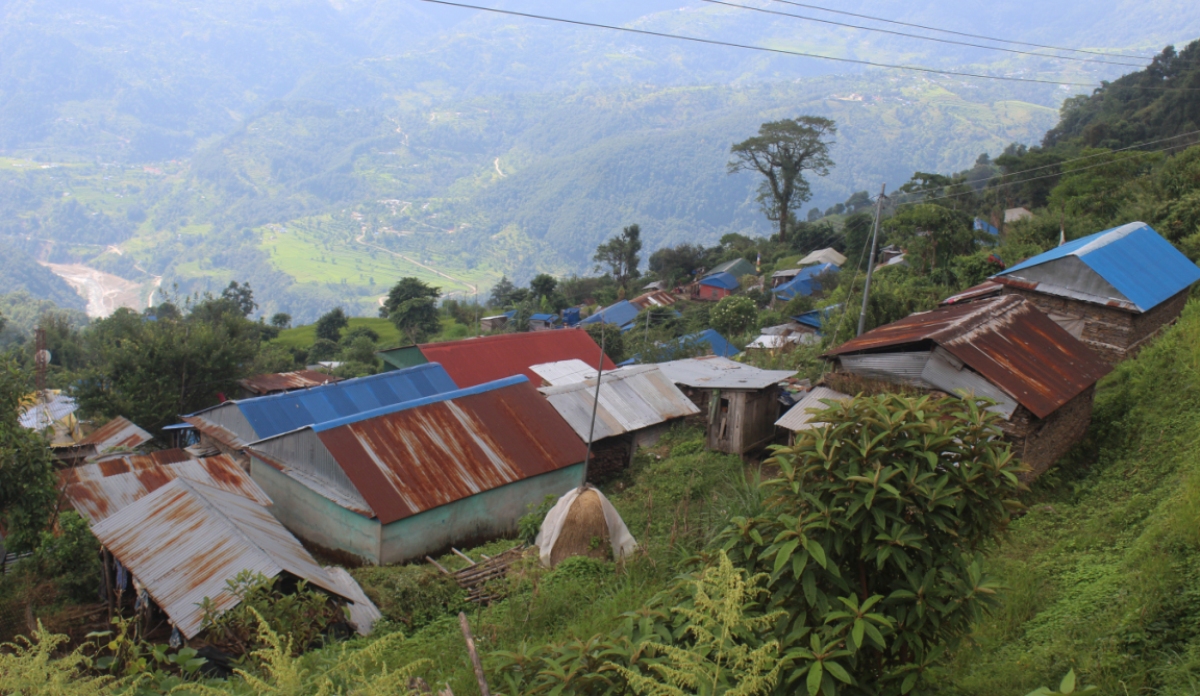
[2,0,1199,319]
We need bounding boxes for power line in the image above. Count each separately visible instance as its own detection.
[767,0,1148,60]
[701,0,1146,68]
[416,0,1120,88]
[888,128,1200,201]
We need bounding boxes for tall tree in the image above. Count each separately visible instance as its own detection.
[314,307,349,342]
[594,225,643,288]
[0,361,57,551]
[382,277,442,344]
[220,281,257,317]
[529,273,558,300]
[489,276,518,308]
[729,117,837,244]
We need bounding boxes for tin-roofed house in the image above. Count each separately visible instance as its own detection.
[824,295,1111,478]
[775,387,852,445]
[538,364,700,480]
[797,248,847,267]
[247,376,589,565]
[657,357,795,455]
[707,258,757,279]
[580,300,641,331]
[774,263,839,302]
[183,364,459,464]
[990,221,1200,363]
[90,478,358,639]
[417,329,615,387]
[696,272,739,301]
[529,313,559,331]
[238,370,342,397]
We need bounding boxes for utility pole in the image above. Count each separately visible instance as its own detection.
[581,326,607,487]
[857,184,887,337]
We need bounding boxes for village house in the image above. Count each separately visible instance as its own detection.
[529,313,559,331]
[986,221,1200,364]
[775,386,852,445]
[695,272,739,301]
[406,329,616,386]
[238,370,342,398]
[246,376,588,565]
[797,247,847,267]
[182,364,459,464]
[774,263,839,302]
[656,356,795,455]
[823,295,1111,479]
[580,300,641,331]
[536,363,700,479]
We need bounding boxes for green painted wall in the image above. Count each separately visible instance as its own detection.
[378,463,585,565]
[250,458,382,563]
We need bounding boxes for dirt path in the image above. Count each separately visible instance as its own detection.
[353,231,478,300]
[41,263,147,318]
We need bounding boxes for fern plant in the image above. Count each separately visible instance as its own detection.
[0,621,121,695]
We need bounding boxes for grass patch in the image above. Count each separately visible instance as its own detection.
[271,317,403,350]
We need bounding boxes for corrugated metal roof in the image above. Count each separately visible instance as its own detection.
[59,451,271,525]
[530,359,599,386]
[19,392,77,430]
[324,567,381,636]
[188,365,459,447]
[798,248,847,267]
[699,272,739,290]
[776,387,852,431]
[993,221,1200,312]
[530,313,557,322]
[629,290,678,310]
[826,295,1110,419]
[581,300,641,328]
[707,258,757,278]
[657,356,795,390]
[418,330,615,388]
[91,479,347,638]
[79,416,152,455]
[940,281,1003,306]
[252,377,588,525]
[238,370,342,395]
[539,365,700,442]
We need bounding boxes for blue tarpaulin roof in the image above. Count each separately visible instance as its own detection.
[774,263,839,301]
[793,305,840,331]
[581,300,640,329]
[994,221,1200,312]
[699,272,739,290]
[235,363,459,440]
[530,313,557,322]
[974,218,999,235]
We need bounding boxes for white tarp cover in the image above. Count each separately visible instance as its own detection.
[535,486,637,567]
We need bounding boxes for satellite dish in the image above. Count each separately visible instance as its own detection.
[35,349,51,368]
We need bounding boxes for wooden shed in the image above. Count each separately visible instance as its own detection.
[657,357,795,455]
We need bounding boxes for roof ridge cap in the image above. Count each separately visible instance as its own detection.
[1073,221,1145,257]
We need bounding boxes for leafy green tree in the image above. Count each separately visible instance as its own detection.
[729,117,837,244]
[489,276,518,308]
[883,204,977,274]
[649,244,708,287]
[314,307,349,342]
[711,296,758,337]
[269,312,292,329]
[584,323,627,364]
[382,278,442,344]
[307,338,340,363]
[530,273,558,300]
[71,304,261,435]
[0,361,57,551]
[721,393,1025,695]
[594,225,643,287]
[220,281,257,317]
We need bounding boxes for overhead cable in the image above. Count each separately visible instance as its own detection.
[702,0,1147,68]
[767,0,1148,60]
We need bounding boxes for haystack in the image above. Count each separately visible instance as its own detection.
[536,486,637,567]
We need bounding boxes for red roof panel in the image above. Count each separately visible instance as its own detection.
[419,330,615,387]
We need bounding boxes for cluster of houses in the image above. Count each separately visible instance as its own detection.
[29,219,1200,647]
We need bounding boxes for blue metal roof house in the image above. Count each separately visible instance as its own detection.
[529,313,559,332]
[183,363,460,454]
[991,221,1200,363]
[774,263,839,301]
[581,300,641,332]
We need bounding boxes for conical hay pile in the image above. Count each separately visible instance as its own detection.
[549,488,610,567]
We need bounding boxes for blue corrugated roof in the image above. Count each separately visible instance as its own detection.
[793,304,840,331]
[774,263,839,301]
[995,221,1200,312]
[310,376,527,433]
[531,313,556,322]
[236,363,459,440]
[699,272,739,290]
[581,300,640,328]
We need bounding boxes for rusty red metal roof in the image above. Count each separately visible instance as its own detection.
[939,281,1003,306]
[79,416,153,454]
[238,370,342,395]
[311,377,588,525]
[418,330,615,387]
[59,450,271,524]
[629,290,678,310]
[826,295,1110,418]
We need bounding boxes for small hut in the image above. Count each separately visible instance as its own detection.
[535,486,637,567]
[775,387,852,444]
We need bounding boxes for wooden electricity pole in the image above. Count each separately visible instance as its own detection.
[857,184,887,337]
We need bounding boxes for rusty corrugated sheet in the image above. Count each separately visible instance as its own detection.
[60,451,271,524]
[239,370,342,395]
[311,377,588,525]
[629,290,678,310]
[538,365,700,442]
[90,479,347,639]
[826,295,1110,419]
[418,330,615,387]
[79,416,152,455]
[939,281,1003,306]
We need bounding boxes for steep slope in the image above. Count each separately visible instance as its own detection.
[944,300,1200,693]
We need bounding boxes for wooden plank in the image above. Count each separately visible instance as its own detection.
[426,556,452,575]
